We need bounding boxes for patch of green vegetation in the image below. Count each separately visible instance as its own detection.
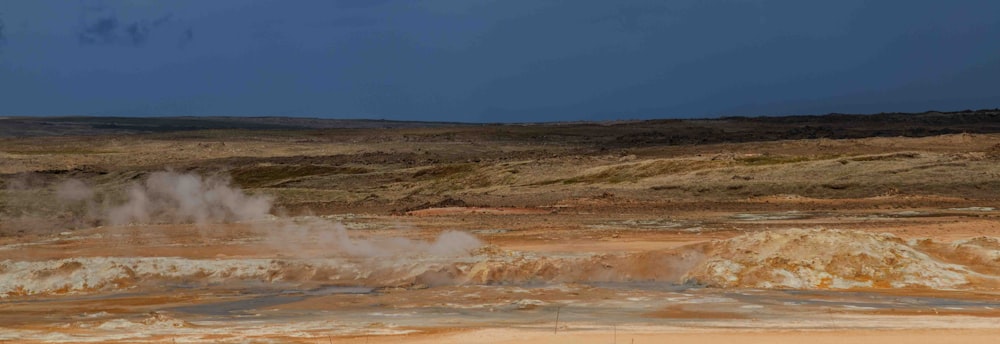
[408,163,508,193]
[230,164,371,188]
[559,159,721,184]
[847,152,920,162]
[258,187,355,204]
[412,163,477,179]
[737,155,811,166]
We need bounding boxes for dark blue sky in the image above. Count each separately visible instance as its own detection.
[1,0,998,122]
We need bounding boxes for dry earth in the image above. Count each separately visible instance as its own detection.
[1,112,1000,343]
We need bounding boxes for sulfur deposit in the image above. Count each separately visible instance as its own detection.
[684,228,975,289]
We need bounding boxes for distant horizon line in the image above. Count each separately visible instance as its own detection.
[2,107,998,125]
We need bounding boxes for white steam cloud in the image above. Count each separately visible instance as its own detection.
[23,170,482,259]
[105,171,272,226]
[54,179,94,202]
[265,218,482,258]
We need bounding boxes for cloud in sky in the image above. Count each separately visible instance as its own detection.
[0,0,998,122]
[77,4,178,47]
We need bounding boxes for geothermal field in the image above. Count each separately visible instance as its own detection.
[2,112,1000,343]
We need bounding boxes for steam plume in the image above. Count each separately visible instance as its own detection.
[266,217,482,258]
[105,171,272,225]
[55,179,94,202]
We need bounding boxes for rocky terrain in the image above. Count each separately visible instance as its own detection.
[1,111,1000,343]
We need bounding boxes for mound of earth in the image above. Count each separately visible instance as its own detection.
[5,229,998,298]
[0,256,485,297]
[684,228,975,289]
[914,236,1000,276]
